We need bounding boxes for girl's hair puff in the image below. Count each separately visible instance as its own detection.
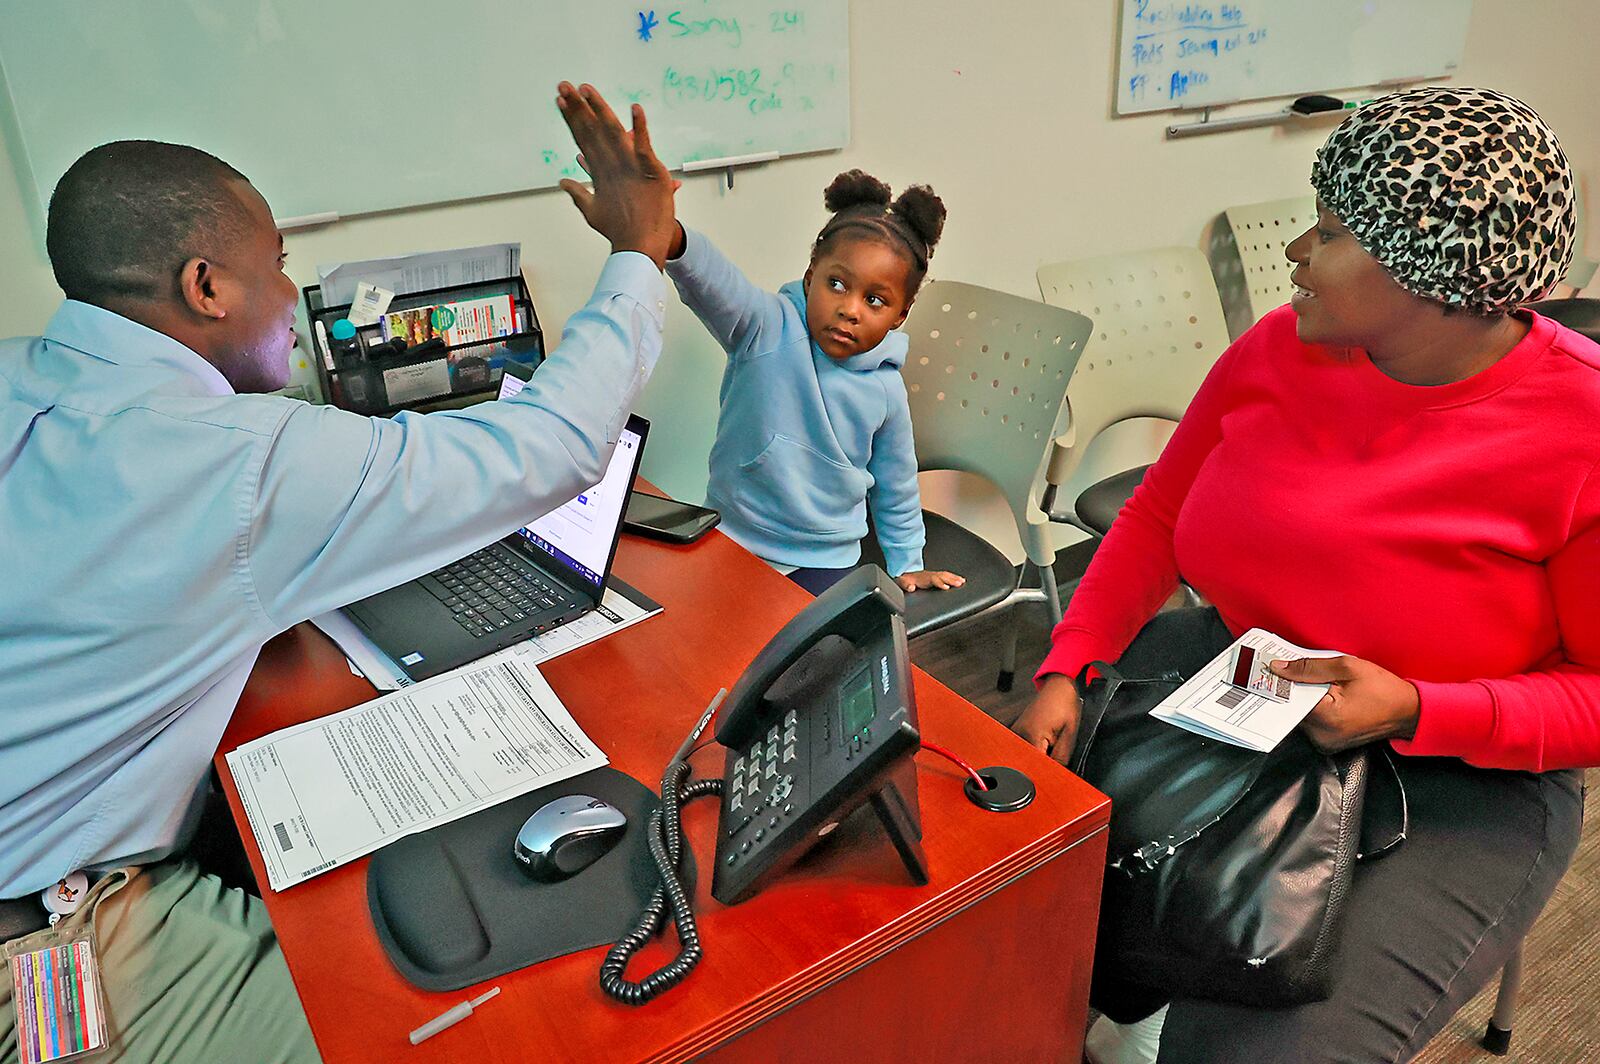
[812,170,946,297]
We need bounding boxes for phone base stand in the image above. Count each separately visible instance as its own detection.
[964,766,1036,813]
[870,767,929,885]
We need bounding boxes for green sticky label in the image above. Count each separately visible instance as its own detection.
[431,306,457,333]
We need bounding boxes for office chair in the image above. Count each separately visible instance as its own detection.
[1481,943,1525,1055]
[1559,183,1597,294]
[1470,289,1598,1056]
[1526,297,1600,342]
[861,281,1093,690]
[1208,195,1317,338]
[1034,248,1231,542]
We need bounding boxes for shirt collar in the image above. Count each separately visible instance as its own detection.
[41,300,236,397]
[1347,309,1552,411]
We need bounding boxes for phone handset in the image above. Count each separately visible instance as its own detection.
[715,567,905,750]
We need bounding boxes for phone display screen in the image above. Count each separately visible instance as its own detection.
[840,669,877,736]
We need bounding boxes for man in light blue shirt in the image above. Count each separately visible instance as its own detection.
[0,83,676,1062]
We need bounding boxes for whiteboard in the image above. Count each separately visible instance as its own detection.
[1114,0,1472,115]
[0,0,848,225]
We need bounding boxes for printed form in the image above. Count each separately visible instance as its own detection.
[1151,628,1339,752]
[226,657,605,891]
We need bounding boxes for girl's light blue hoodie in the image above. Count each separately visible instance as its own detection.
[665,228,925,575]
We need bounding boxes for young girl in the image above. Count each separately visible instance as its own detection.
[665,170,965,596]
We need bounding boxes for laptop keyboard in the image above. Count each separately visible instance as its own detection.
[421,546,575,639]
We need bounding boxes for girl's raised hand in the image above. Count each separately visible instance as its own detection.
[895,569,966,593]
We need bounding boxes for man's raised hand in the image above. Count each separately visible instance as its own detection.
[555,82,677,269]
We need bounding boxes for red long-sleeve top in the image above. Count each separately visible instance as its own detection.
[1037,306,1600,771]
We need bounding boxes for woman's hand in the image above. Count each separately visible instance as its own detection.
[895,569,966,593]
[1270,655,1421,753]
[1011,673,1083,766]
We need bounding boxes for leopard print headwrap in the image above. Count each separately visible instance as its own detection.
[1310,87,1575,314]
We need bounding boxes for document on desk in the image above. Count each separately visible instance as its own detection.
[1149,628,1338,752]
[225,657,605,891]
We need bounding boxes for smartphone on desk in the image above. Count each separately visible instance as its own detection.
[623,490,720,543]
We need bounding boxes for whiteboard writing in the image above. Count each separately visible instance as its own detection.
[0,0,851,225]
[1114,0,1473,116]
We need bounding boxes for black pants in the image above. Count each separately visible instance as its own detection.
[1106,609,1584,1064]
[785,565,856,596]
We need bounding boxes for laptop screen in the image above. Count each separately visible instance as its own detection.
[499,365,647,594]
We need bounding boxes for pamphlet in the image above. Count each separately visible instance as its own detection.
[382,294,518,347]
[1150,628,1338,751]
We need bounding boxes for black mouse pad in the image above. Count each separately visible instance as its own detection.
[367,767,694,991]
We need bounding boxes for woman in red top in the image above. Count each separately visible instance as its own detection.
[1016,87,1598,1063]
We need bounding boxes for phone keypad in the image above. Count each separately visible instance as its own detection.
[723,710,806,869]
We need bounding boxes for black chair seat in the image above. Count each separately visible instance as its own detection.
[860,510,1017,639]
[1528,297,1600,343]
[1074,464,1151,537]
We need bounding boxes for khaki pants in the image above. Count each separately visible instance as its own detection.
[1,861,319,1064]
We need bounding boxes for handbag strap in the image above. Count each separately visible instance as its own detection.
[1073,660,1175,775]
[1356,746,1409,862]
[1071,660,1124,765]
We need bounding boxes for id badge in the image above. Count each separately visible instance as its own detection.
[5,923,109,1062]
[1227,644,1291,702]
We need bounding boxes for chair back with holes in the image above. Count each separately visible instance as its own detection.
[1036,247,1231,502]
[899,281,1094,566]
[1223,195,1317,324]
[1565,188,1596,291]
[1528,297,1600,343]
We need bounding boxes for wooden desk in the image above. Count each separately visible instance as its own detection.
[218,527,1109,1063]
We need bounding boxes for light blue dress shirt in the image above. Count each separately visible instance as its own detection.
[0,253,666,898]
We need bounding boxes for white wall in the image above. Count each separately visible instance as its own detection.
[3,0,1595,545]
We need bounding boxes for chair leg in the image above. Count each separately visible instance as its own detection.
[996,596,1022,692]
[1481,945,1524,1056]
[1041,558,1064,628]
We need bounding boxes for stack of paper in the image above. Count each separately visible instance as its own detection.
[316,244,521,307]
[1150,628,1338,751]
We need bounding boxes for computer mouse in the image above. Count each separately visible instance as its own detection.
[513,794,627,880]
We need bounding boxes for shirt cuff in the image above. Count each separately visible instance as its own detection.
[1388,679,1496,759]
[595,251,668,329]
[1034,629,1119,688]
[664,226,711,279]
[882,545,924,578]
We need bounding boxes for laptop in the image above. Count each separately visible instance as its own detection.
[344,366,648,682]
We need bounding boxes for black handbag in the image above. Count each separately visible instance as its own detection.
[1071,659,1407,1013]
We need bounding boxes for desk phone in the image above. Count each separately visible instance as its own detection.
[601,566,928,1004]
[711,566,927,904]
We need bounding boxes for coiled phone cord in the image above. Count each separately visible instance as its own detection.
[598,756,723,1004]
